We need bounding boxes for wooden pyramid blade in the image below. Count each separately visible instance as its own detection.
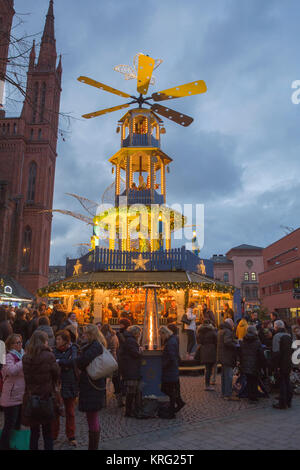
[137,54,155,95]
[151,104,193,126]
[82,103,130,119]
[78,76,131,98]
[152,80,207,101]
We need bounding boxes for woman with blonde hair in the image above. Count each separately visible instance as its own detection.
[0,334,25,450]
[75,324,107,450]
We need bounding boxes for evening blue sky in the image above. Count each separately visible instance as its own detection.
[9,0,300,264]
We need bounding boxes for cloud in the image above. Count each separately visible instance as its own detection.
[10,0,300,264]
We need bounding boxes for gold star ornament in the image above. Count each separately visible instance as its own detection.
[132,254,149,271]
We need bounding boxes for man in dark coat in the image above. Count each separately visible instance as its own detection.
[159,326,185,417]
[197,320,217,390]
[0,306,13,342]
[217,319,239,400]
[240,326,266,402]
[118,326,143,418]
[272,320,293,409]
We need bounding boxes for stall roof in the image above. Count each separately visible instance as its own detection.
[0,275,34,301]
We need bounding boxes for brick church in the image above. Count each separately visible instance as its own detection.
[0,0,62,296]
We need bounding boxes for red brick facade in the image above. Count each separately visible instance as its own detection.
[0,0,62,295]
[259,228,300,316]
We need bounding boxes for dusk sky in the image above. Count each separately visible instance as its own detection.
[9,0,300,265]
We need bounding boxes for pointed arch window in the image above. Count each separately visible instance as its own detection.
[22,226,32,271]
[40,82,46,122]
[27,161,37,203]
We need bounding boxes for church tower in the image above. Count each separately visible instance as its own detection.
[0,0,62,295]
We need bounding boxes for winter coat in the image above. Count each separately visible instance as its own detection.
[272,329,292,374]
[22,346,59,398]
[161,334,179,383]
[36,325,55,349]
[236,319,248,340]
[0,320,13,342]
[203,309,216,327]
[217,322,238,367]
[105,331,119,361]
[0,352,25,407]
[76,340,106,412]
[13,319,29,346]
[184,308,197,331]
[197,324,217,364]
[240,332,266,376]
[118,331,142,381]
[258,328,273,349]
[27,317,39,338]
[22,346,60,426]
[54,344,79,399]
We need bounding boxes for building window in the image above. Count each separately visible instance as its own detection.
[244,272,249,281]
[223,272,229,283]
[22,226,32,270]
[27,161,37,203]
[252,287,258,299]
[251,272,256,281]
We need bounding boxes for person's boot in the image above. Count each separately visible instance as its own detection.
[175,398,186,413]
[125,393,135,417]
[88,431,100,450]
[116,393,125,407]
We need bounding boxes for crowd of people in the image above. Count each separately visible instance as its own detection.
[0,301,297,451]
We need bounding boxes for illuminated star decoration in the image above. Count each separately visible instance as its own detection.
[132,254,149,271]
[73,259,83,275]
[197,260,206,275]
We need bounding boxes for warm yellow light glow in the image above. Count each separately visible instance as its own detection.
[149,312,153,350]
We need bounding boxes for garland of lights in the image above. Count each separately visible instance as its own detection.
[38,280,235,297]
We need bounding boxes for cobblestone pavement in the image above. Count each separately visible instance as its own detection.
[2,374,298,450]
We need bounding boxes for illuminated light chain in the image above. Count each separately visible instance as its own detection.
[38,281,235,297]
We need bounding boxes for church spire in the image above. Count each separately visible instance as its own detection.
[37,0,56,70]
[29,39,36,70]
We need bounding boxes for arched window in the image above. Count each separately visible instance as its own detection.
[22,226,32,271]
[27,162,37,203]
[40,82,46,122]
[32,82,39,123]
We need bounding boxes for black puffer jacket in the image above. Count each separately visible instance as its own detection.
[0,320,13,342]
[240,332,266,376]
[76,341,105,412]
[217,322,238,367]
[118,331,142,381]
[13,319,29,346]
[272,329,293,374]
[54,343,79,399]
[197,323,217,364]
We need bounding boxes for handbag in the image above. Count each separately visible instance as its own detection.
[87,346,118,380]
[181,313,191,325]
[24,394,55,421]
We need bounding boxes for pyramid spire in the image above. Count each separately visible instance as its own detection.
[37,0,56,70]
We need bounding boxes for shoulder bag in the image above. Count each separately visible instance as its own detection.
[86,346,118,380]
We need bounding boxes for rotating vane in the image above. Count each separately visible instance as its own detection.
[77,53,207,127]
